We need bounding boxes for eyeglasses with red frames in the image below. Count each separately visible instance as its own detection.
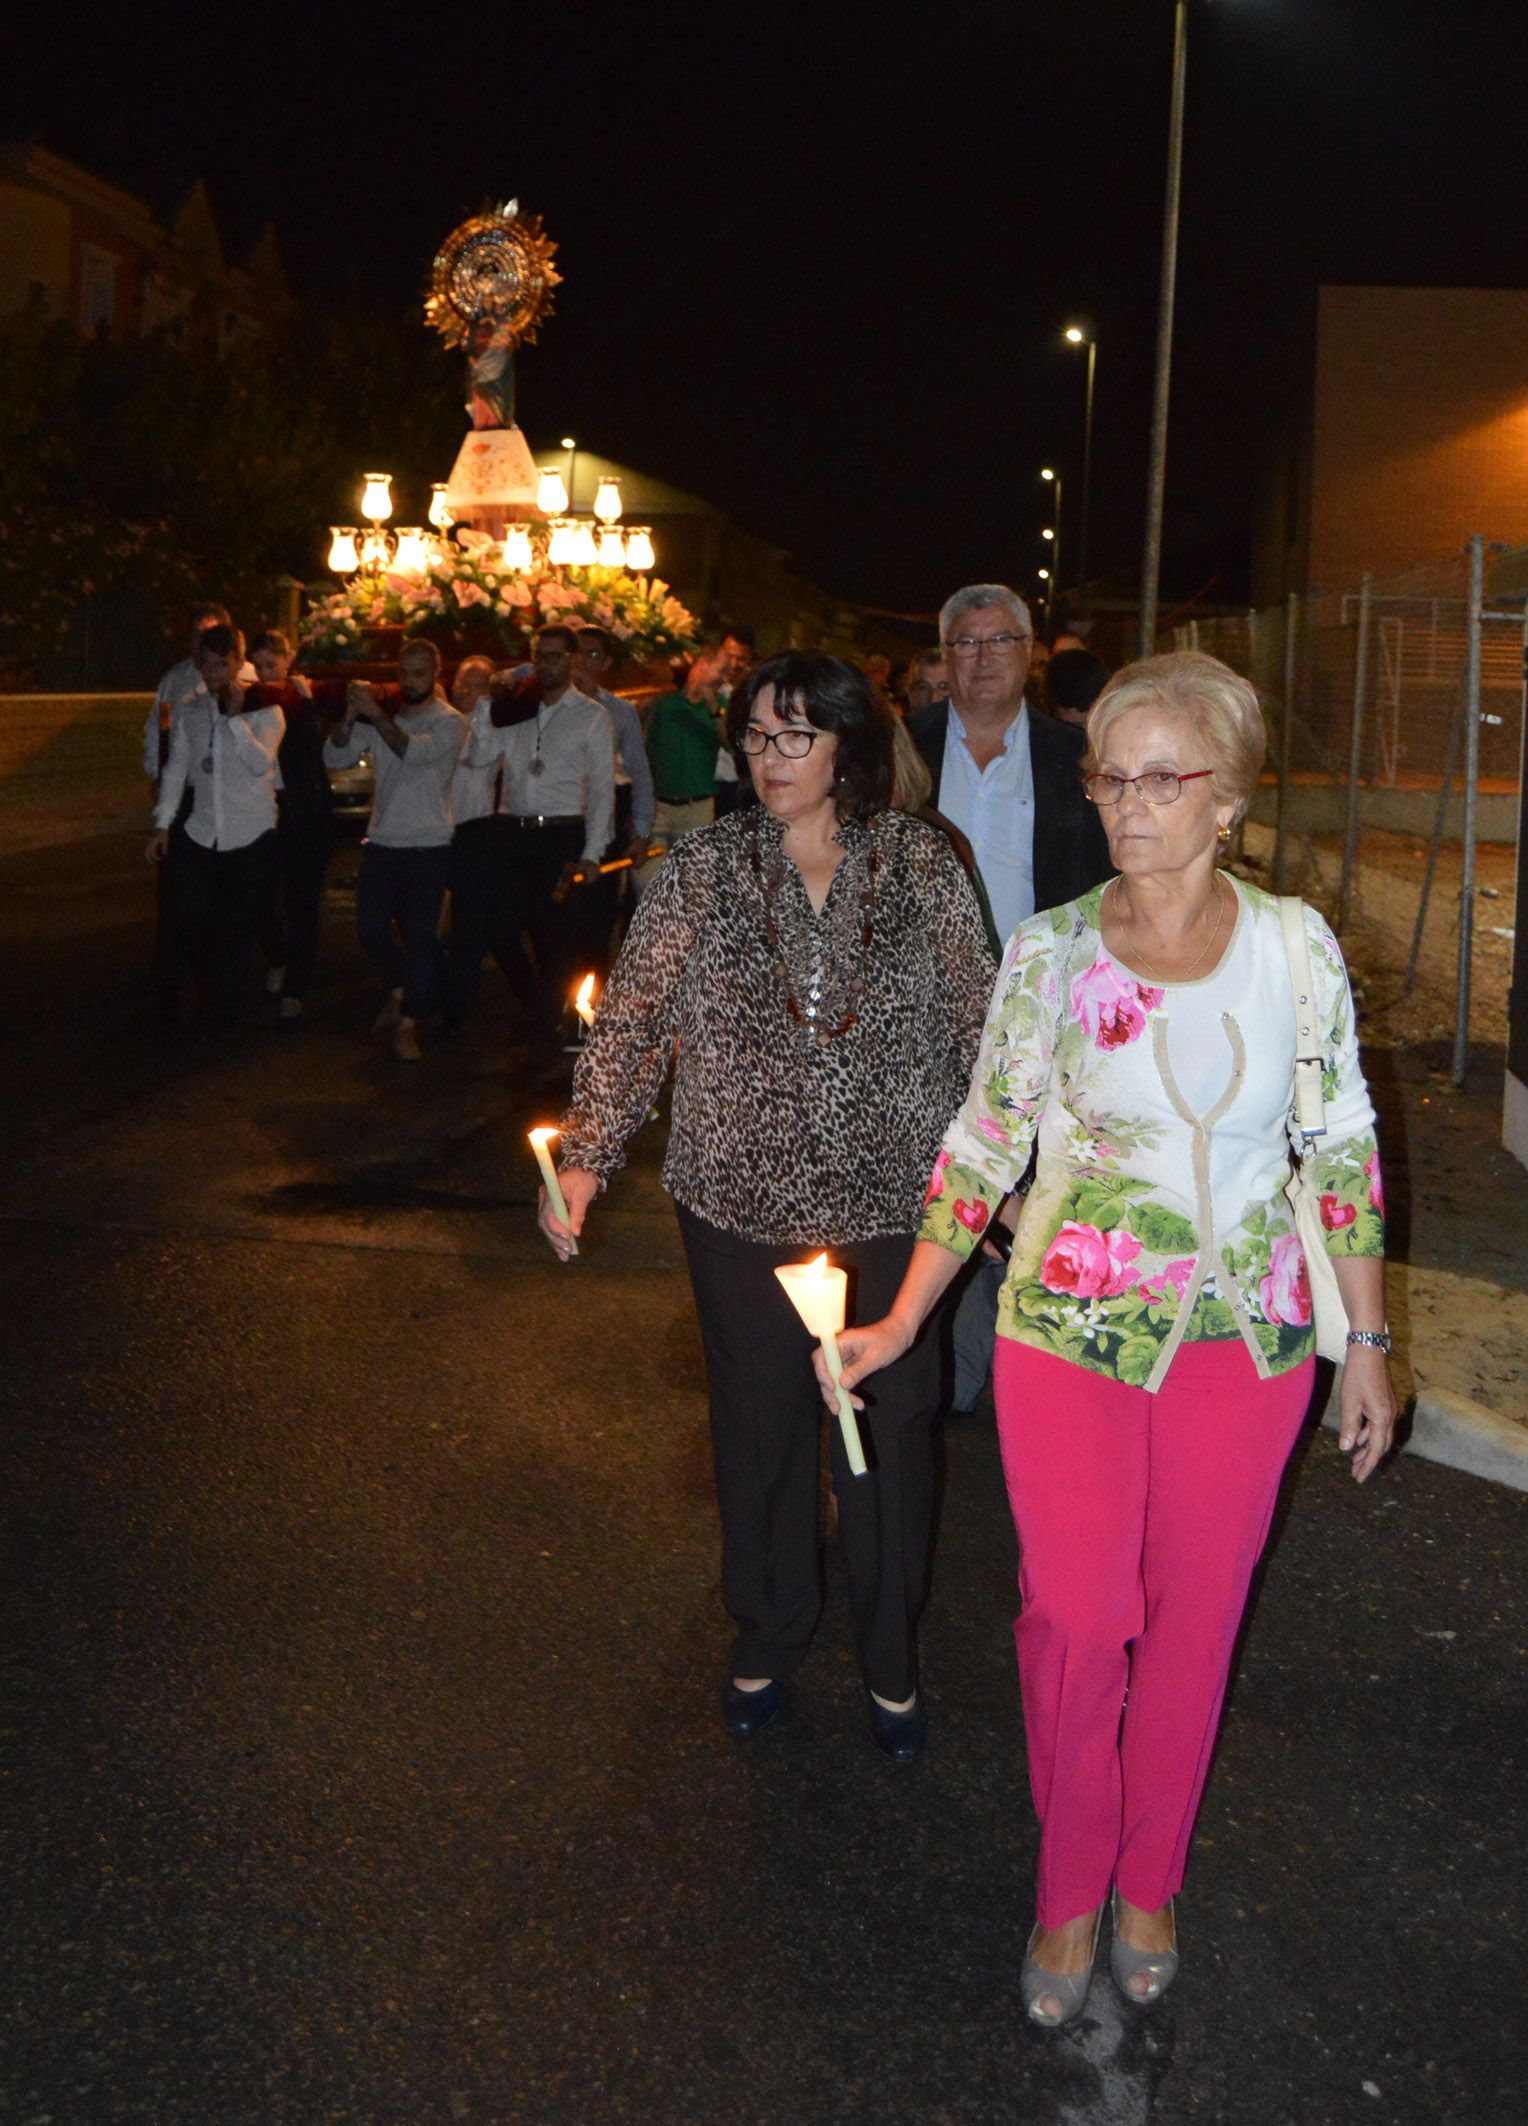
[1082,768,1216,806]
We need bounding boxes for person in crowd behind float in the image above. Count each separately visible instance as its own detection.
[440,654,506,1033]
[145,625,283,1031]
[456,625,615,1050]
[1044,645,1111,732]
[324,639,466,1063]
[246,630,338,1022]
[637,641,731,887]
[903,646,948,716]
[536,653,995,1765]
[709,626,756,819]
[861,652,895,716]
[906,584,1115,1420]
[572,626,657,963]
[821,649,1396,2024]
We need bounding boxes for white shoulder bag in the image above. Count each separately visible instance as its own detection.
[1278,897,1350,1364]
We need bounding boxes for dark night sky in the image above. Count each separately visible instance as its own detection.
[10,0,1528,613]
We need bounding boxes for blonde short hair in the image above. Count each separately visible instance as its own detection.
[890,714,933,812]
[1086,650,1265,821]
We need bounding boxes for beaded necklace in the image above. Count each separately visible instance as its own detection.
[749,813,879,1045]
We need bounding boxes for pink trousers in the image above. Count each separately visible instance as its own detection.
[993,1336,1315,1929]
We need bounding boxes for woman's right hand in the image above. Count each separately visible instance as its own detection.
[537,1166,600,1260]
[812,1316,915,1412]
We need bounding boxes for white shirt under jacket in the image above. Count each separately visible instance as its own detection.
[153,690,284,851]
[936,701,1037,945]
[463,685,616,865]
[323,697,466,848]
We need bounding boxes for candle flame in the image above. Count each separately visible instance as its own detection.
[809,1252,828,1271]
[529,1125,558,1148]
[574,973,597,1026]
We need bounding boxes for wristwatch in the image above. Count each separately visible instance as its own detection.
[1346,1328,1392,1355]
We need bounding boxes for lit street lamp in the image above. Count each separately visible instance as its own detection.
[1063,325,1097,597]
[1040,467,1063,629]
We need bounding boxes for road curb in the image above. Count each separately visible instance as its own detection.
[1320,1373,1528,1492]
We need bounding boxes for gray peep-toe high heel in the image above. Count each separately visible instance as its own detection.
[1021,1906,1103,2027]
[1109,1892,1179,2004]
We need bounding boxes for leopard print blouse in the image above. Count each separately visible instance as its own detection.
[558,805,997,1245]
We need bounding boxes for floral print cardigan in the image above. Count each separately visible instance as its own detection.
[921,880,1384,1391]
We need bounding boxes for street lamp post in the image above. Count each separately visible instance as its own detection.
[1063,326,1097,597]
[1040,467,1062,630]
[1139,0,1192,656]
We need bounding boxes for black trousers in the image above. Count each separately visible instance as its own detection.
[162,829,278,1026]
[443,816,504,1021]
[490,818,585,1036]
[256,802,337,1001]
[676,1205,942,1702]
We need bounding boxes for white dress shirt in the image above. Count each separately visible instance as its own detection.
[153,690,284,851]
[324,697,466,848]
[937,701,1036,945]
[464,685,616,864]
[451,744,500,825]
[592,685,656,841]
[143,656,257,780]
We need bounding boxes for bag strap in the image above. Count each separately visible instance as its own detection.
[1278,896,1327,1142]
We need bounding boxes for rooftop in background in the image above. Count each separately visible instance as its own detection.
[0,140,292,350]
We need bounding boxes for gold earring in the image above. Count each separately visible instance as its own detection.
[1217,821,1232,843]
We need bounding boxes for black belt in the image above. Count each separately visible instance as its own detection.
[656,792,712,806]
[502,812,583,829]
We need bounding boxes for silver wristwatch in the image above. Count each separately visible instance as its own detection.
[1346,1328,1392,1355]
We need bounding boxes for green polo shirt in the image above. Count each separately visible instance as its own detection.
[645,690,721,802]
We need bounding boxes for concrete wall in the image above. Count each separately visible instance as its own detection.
[0,693,153,852]
[1308,286,1528,596]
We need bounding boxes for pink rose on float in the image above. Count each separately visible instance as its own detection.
[1319,1192,1357,1230]
[953,1198,990,1235]
[1365,1147,1385,1216]
[1070,958,1164,1052]
[922,1150,952,1209]
[1260,1232,1313,1326]
[1040,1221,1142,1299]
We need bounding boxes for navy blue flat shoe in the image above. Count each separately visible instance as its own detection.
[722,1679,782,1739]
[868,1690,927,1766]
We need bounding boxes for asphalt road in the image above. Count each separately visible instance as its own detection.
[2,834,1524,2126]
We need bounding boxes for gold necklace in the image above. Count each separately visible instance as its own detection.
[1109,873,1228,984]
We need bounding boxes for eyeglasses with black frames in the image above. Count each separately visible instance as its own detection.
[944,631,1030,658]
[738,725,824,758]
[1082,768,1216,805]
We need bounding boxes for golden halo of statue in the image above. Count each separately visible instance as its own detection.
[424,201,562,353]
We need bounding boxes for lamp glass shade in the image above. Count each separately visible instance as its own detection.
[547,519,577,566]
[593,476,624,524]
[392,528,430,575]
[624,527,655,571]
[773,1254,848,1341]
[427,484,453,531]
[360,473,393,523]
[571,520,598,566]
[537,468,569,515]
[598,526,627,566]
[328,527,360,573]
[502,524,534,570]
[360,529,392,573]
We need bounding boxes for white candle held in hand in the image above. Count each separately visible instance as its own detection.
[774,1252,867,1478]
[529,1126,579,1258]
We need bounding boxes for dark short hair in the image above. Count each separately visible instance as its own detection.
[729,652,894,820]
[1045,647,1110,716]
[399,636,442,674]
[719,623,755,652]
[196,623,245,663]
[535,625,577,654]
[575,625,613,658]
[249,629,291,659]
[191,601,231,629]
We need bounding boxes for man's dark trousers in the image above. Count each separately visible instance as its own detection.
[355,841,452,1019]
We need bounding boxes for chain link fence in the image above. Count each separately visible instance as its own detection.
[1170,539,1524,1083]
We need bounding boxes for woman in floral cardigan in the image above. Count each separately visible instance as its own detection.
[823,651,1397,2025]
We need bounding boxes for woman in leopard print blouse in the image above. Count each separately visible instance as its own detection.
[538,652,995,1762]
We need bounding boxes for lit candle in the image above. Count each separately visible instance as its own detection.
[573,973,597,1031]
[774,1253,867,1477]
[529,1126,578,1258]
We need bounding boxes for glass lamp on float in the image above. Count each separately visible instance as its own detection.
[593,477,623,524]
[391,527,431,575]
[360,473,394,524]
[428,484,454,532]
[327,527,361,574]
[598,526,627,565]
[624,526,655,572]
[537,467,569,515]
[501,523,534,571]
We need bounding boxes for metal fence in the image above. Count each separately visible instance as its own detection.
[1170,538,1525,1085]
